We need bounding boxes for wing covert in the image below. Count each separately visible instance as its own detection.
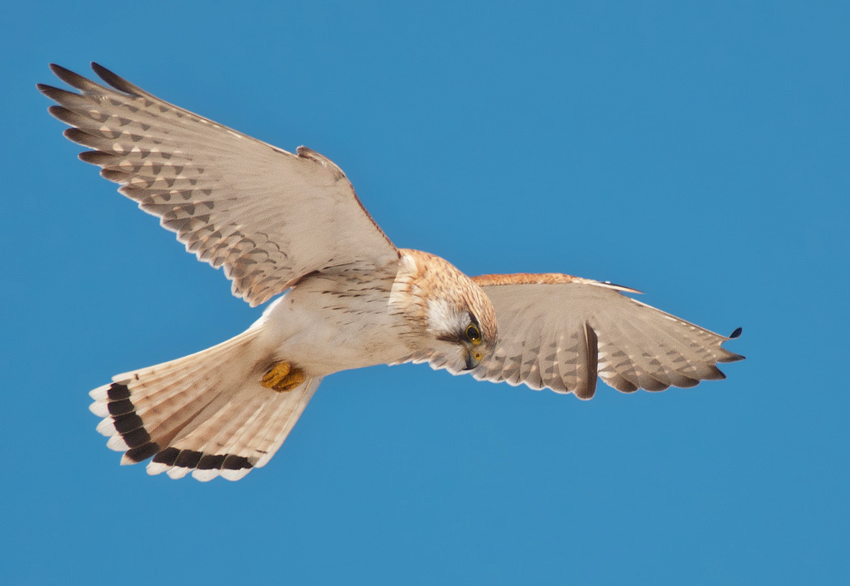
[39,63,399,306]
[471,273,744,399]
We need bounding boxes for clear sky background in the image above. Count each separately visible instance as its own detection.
[2,1,848,584]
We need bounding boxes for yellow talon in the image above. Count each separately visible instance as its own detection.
[276,368,305,391]
[261,361,290,387]
[261,361,306,392]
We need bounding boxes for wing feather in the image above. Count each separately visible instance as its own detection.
[471,273,743,398]
[40,63,399,306]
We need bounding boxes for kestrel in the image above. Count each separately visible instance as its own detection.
[40,64,744,482]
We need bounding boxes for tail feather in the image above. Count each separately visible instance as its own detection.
[254,386,318,468]
[179,398,268,481]
[89,328,321,481]
[157,395,275,481]
[92,334,244,403]
[216,403,275,479]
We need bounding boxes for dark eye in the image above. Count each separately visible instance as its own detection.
[465,323,482,345]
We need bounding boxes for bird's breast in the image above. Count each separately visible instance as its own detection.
[253,271,413,376]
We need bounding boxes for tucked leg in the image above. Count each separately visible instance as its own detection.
[261,361,306,392]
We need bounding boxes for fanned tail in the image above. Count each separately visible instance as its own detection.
[89,329,320,481]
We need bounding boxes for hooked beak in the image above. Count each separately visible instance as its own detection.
[463,348,484,371]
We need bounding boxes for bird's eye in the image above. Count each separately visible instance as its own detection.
[466,324,482,345]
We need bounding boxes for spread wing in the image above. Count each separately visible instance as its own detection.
[39,63,399,306]
[471,273,744,399]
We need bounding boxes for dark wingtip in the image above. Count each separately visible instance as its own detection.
[90,61,143,96]
[729,327,743,339]
[90,62,117,85]
[48,63,101,91]
[36,82,57,96]
[48,63,73,78]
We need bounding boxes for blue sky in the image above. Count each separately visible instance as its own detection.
[2,1,848,584]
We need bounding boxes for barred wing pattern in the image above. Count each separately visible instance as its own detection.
[39,64,398,306]
[471,274,744,399]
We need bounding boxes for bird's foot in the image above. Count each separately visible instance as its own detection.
[261,361,306,392]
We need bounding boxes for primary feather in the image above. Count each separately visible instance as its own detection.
[39,63,398,307]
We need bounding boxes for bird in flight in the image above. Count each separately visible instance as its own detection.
[39,63,744,482]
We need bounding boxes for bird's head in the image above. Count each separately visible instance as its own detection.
[392,250,497,374]
[423,295,497,373]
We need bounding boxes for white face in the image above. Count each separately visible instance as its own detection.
[425,298,487,373]
[426,298,469,337]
